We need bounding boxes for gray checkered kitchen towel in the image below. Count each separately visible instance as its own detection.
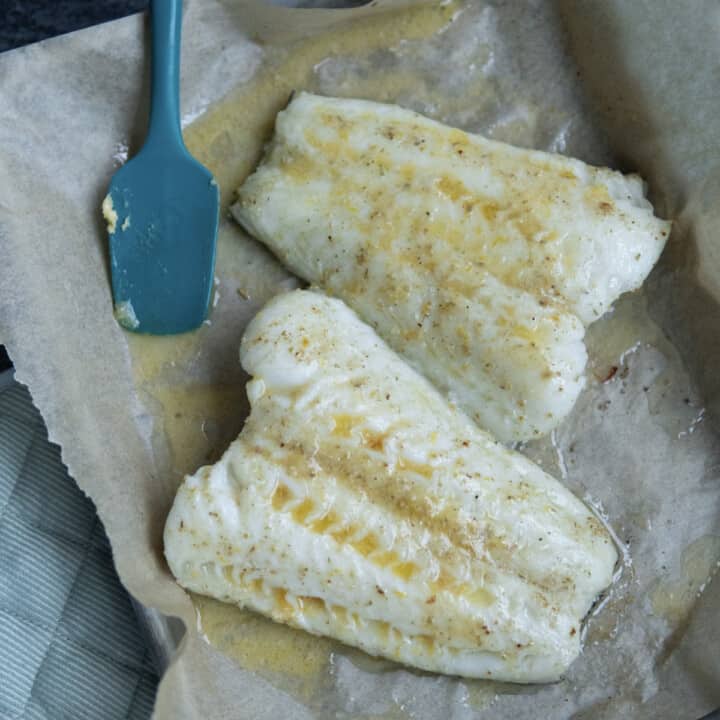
[0,378,157,719]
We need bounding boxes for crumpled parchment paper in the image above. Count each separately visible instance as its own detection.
[0,1,719,718]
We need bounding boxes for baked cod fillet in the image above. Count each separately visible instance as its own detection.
[164,290,617,683]
[232,92,670,442]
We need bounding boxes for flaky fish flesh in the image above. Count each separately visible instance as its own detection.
[233,92,669,442]
[164,290,617,683]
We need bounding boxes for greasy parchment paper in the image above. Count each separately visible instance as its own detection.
[1,1,720,718]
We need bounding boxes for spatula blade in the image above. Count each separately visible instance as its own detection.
[105,148,219,335]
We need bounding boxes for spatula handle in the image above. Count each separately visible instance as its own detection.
[147,0,183,148]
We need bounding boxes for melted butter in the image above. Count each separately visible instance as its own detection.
[397,456,435,479]
[463,680,505,711]
[298,595,326,614]
[273,587,295,617]
[651,534,720,624]
[330,523,359,544]
[352,532,381,557]
[331,604,348,624]
[374,550,400,568]
[363,430,388,452]
[291,497,316,523]
[192,593,334,692]
[183,2,460,215]
[583,290,667,382]
[469,587,495,607]
[102,193,118,234]
[376,620,391,642]
[127,331,203,383]
[418,634,435,653]
[143,382,246,481]
[331,412,360,438]
[309,509,340,533]
[435,176,470,202]
[391,560,419,581]
[271,482,294,509]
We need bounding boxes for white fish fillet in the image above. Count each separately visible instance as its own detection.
[164,290,617,683]
[232,92,669,442]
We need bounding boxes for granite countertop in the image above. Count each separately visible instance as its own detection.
[0,1,148,53]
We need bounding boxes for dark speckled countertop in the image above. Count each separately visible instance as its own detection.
[0,0,148,53]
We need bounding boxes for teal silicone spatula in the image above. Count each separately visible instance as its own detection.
[104,0,219,334]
